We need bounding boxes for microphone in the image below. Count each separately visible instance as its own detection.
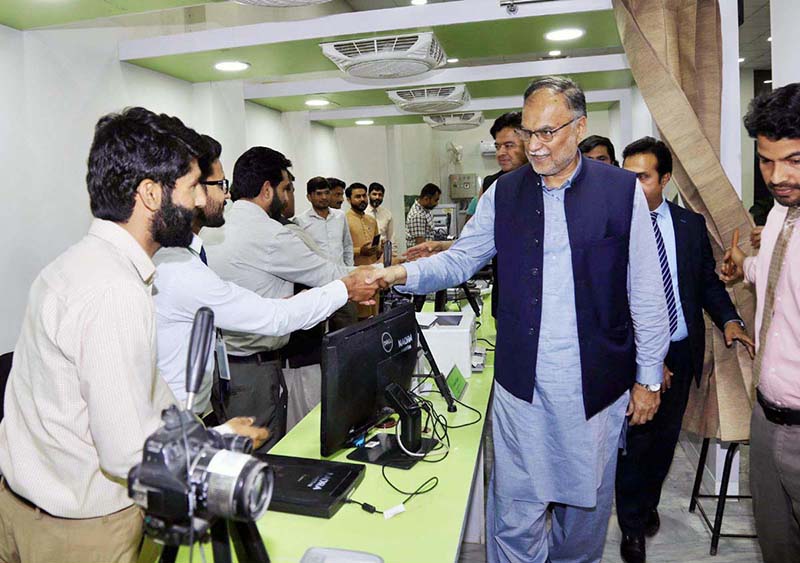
[185,307,215,412]
[383,240,392,268]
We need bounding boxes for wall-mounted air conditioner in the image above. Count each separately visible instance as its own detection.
[423,112,485,131]
[387,84,470,114]
[320,32,446,79]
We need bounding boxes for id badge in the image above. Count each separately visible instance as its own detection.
[215,330,231,381]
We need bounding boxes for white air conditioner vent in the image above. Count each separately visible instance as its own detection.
[234,0,333,6]
[388,84,470,113]
[423,112,485,131]
[320,32,446,79]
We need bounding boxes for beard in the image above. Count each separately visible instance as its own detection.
[768,182,800,207]
[369,198,382,208]
[152,193,194,248]
[197,201,226,228]
[352,200,368,213]
[267,192,287,220]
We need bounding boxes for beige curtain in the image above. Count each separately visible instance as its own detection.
[612,0,756,441]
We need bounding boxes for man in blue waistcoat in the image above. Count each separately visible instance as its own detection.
[369,76,671,562]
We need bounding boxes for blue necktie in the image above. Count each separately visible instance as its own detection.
[650,212,678,336]
[199,246,208,266]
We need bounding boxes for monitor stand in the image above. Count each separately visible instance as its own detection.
[347,433,438,470]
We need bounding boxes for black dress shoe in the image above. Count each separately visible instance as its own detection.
[620,534,646,563]
[644,508,660,537]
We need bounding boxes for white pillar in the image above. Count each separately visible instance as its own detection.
[771,0,800,87]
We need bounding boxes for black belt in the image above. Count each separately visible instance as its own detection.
[757,390,800,426]
[227,350,282,364]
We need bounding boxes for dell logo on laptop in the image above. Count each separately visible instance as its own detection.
[381,332,394,353]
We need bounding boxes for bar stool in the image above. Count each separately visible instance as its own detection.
[688,438,757,555]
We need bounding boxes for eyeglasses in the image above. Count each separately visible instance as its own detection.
[201,178,230,195]
[516,117,577,143]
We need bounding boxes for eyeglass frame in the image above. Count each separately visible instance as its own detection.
[201,178,230,195]
[515,117,579,144]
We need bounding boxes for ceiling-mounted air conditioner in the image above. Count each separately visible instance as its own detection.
[234,0,334,6]
[423,112,485,132]
[320,32,446,79]
[387,84,470,114]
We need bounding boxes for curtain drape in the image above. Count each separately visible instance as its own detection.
[613,0,755,441]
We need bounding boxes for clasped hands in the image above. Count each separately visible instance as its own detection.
[341,265,408,304]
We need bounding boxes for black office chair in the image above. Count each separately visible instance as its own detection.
[0,352,13,423]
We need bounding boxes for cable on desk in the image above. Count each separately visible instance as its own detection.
[345,498,383,515]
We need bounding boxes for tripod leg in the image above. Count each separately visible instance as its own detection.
[211,519,233,563]
[160,545,179,563]
[230,520,271,563]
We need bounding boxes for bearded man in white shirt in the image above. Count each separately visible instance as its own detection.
[154,137,376,425]
[0,108,267,563]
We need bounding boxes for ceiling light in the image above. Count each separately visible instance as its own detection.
[411,0,427,5]
[764,79,773,84]
[447,58,460,64]
[305,99,330,107]
[545,28,585,42]
[738,57,745,63]
[767,36,772,42]
[214,61,250,72]
[548,50,562,57]
[355,120,374,126]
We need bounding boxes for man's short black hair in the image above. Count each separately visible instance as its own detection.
[326,177,346,190]
[368,182,385,194]
[622,136,673,179]
[86,106,204,222]
[198,134,222,181]
[579,135,618,165]
[489,111,522,139]
[307,176,330,195]
[345,182,367,199]
[420,183,441,199]
[231,147,292,201]
[744,82,800,140]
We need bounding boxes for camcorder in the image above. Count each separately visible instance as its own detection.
[127,307,273,562]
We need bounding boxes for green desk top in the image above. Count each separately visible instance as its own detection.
[179,304,496,563]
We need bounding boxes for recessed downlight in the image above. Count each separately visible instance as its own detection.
[767,36,772,42]
[411,0,427,5]
[305,99,330,107]
[355,120,374,126]
[214,61,250,72]
[738,57,745,63]
[545,28,585,42]
[764,79,773,84]
[447,58,460,64]
[548,50,562,57]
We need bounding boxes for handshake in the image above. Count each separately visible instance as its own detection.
[340,265,410,304]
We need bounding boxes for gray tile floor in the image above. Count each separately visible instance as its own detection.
[459,435,763,563]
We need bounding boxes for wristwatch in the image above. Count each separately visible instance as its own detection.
[637,382,662,393]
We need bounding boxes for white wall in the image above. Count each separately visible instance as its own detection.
[740,69,755,212]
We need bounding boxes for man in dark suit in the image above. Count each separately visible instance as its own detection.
[615,137,756,563]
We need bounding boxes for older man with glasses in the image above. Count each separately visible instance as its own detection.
[369,76,670,562]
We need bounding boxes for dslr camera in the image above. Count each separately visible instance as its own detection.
[127,307,273,551]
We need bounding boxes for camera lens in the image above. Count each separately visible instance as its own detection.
[199,449,273,522]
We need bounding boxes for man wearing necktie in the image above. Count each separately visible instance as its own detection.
[616,137,754,563]
[153,136,378,438]
[722,83,800,563]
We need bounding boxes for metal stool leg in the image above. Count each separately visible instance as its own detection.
[710,442,739,556]
[689,437,711,513]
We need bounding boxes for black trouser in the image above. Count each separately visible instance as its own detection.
[615,337,693,536]
[225,357,287,452]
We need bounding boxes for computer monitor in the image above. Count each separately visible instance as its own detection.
[319,303,418,458]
